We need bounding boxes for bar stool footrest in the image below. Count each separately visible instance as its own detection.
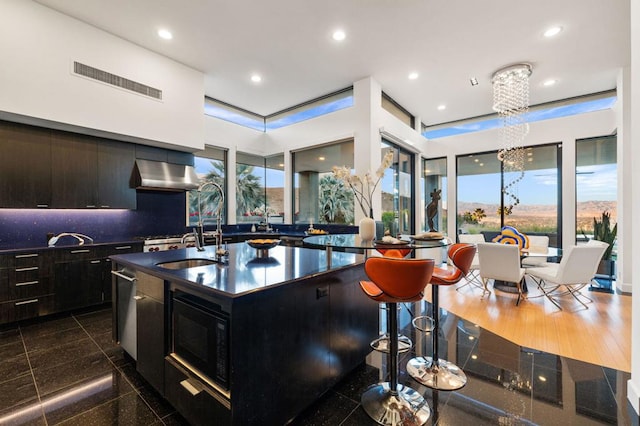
[406,356,467,391]
[361,382,431,425]
[370,334,413,354]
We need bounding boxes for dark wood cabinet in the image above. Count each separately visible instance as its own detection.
[53,243,142,313]
[0,120,139,209]
[50,132,98,208]
[0,122,52,208]
[53,247,103,311]
[136,272,166,394]
[97,140,136,209]
[0,250,55,323]
[164,357,231,426]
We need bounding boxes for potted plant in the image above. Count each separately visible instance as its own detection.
[586,210,617,278]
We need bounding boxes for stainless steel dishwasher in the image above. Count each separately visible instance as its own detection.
[111,266,138,360]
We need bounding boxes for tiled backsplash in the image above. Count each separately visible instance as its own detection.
[0,191,188,249]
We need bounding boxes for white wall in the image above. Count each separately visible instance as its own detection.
[0,0,204,151]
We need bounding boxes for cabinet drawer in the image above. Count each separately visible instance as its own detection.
[54,247,98,262]
[10,277,53,302]
[164,357,231,426]
[0,294,55,324]
[13,252,41,268]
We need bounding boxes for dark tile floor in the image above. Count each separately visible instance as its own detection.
[0,302,630,425]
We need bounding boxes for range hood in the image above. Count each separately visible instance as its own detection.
[133,159,199,191]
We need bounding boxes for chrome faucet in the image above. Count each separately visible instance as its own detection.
[195,181,227,262]
[48,232,94,247]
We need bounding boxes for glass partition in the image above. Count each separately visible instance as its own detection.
[576,135,617,240]
[422,157,447,234]
[457,152,502,234]
[292,140,354,225]
[235,153,285,224]
[188,146,227,226]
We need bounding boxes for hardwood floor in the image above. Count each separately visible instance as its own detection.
[430,276,631,372]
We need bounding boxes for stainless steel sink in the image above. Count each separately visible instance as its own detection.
[156,259,217,269]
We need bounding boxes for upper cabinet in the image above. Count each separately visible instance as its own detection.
[0,122,52,208]
[50,131,137,209]
[0,121,136,209]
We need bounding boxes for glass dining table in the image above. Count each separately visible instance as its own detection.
[302,234,450,267]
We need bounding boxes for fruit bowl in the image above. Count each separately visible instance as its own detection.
[246,239,280,250]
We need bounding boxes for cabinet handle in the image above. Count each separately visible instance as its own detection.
[15,254,38,259]
[100,205,110,208]
[15,266,38,272]
[133,295,145,300]
[71,249,91,254]
[15,299,38,306]
[180,379,202,396]
[36,204,49,208]
[90,260,101,264]
[115,246,132,250]
[86,205,96,208]
[111,270,137,282]
[16,281,38,287]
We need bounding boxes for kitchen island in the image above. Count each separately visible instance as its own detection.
[110,242,377,425]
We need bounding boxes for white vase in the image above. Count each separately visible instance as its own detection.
[359,217,376,242]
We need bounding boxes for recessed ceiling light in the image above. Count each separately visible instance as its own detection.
[544,26,562,38]
[543,79,557,87]
[437,104,446,111]
[332,30,346,41]
[318,156,326,161]
[408,72,419,80]
[251,74,262,83]
[157,29,173,40]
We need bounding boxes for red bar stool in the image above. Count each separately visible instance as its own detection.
[406,243,476,391]
[359,256,435,425]
[369,246,414,354]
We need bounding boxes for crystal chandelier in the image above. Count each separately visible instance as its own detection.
[492,63,532,209]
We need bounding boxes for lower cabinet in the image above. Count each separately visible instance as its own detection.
[54,247,104,312]
[0,251,55,323]
[136,272,165,394]
[54,243,142,313]
[164,357,231,426]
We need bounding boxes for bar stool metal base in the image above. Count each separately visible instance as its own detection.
[361,382,431,426]
[370,334,413,354]
[406,356,467,391]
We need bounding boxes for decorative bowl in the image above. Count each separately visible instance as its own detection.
[246,239,280,250]
[305,229,328,236]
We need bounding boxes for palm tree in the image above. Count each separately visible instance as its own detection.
[189,160,225,225]
[318,174,354,224]
[235,163,264,216]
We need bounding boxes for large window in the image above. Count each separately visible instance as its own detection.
[188,147,227,227]
[292,140,354,225]
[381,141,414,236]
[235,153,285,224]
[457,152,502,234]
[576,135,617,240]
[422,157,447,234]
[457,144,561,244]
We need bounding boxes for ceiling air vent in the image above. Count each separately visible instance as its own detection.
[73,61,162,100]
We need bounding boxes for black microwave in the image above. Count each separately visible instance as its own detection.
[171,292,230,390]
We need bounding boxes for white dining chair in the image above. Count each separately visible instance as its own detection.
[521,235,550,267]
[526,242,608,310]
[477,242,526,305]
[456,233,485,292]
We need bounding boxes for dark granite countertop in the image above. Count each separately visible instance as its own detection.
[110,242,363,298]
[0,238,143,254]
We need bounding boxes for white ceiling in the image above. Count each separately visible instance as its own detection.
[35,0,630,127]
